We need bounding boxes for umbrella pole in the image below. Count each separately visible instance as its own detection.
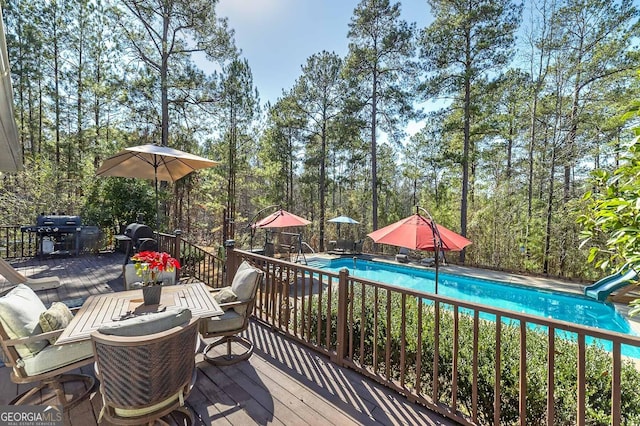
[418,206,442,294]
[154,164,159,231]
[434,247,439,294]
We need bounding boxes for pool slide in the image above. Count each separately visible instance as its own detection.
[584,267,638,301]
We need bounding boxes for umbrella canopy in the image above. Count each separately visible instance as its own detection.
[253,209,311,228]
[96,144,219,182]
[328,215,359,224]
[96,144,220,228]
[367,214,472,252]
[328,215,359,239]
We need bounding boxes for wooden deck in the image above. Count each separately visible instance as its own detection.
[0,253,455,426]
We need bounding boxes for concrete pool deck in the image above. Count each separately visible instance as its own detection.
[308,253,640,335]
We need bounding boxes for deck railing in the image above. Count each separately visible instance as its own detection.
[3,224,639,424]
[0,225,35,258]
[156,231,224,289]
[229,248,640,426]
[0,226,225,288]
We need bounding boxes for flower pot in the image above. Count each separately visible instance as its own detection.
[142,285,162,305]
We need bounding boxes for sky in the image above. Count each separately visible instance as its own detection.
[207,0,433,107]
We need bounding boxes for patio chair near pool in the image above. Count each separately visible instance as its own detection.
[329,239,358,254]
[91,307,198,425]
[396,247,410,263]
[0,257,61,291]
[420,251,446,267]
[201,260,264,365]
[0,284,95,409]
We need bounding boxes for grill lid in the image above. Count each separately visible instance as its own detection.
[36,215,82,227]
[124,223,155,242]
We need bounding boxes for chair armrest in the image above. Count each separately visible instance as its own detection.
[3,329,63,346]
[219,300,249,309]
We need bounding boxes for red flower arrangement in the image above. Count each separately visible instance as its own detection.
[131,251,181,286]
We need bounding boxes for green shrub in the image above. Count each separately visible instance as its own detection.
[300,287,640,425]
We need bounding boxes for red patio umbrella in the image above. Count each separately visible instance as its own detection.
[367,210,472,294]
[253,209,311,228]
[367,214,471,252]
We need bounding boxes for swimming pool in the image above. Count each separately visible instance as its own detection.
[311,257,635,337]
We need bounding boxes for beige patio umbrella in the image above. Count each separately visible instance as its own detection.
[96,144,220,227]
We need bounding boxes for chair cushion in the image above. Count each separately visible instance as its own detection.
[21,339,93,376]
[39,302,74,344]
[0,284,48,357]
[213,287,237,304]
[114,390,183,418]
[203,309,245,333]
[230,261,260,301]
[97,307,191,337]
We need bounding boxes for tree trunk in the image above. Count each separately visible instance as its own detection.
[161,10,169,147]
[53,20,60,164]
[460,30,472,264]
[543,143,556,275]
[371,71,378,232]
[564,32,583,204]
[38,75,43,155]
[319,114,327,252]
[227,103,236,239]
[506,106,514,181]
[527,95,537,220]
[288,128,293,207]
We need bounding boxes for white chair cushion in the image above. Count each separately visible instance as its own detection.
[203,309,245,333]
[97,307,191,337]
[230,262,260,301]
[21,339,93,376]
[0,284,48,357]
[39,302,74,344]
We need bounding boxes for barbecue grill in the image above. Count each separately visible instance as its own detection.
[121,222,158,264]
[21,214,99,256]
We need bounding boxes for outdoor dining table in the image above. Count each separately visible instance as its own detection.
[56,281,223,345]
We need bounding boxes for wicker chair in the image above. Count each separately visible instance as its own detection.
[91,310,199,426]
[0,284,95,409]
[201,261,264,365]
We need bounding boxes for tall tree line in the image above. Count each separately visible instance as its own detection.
[0,0,638,279]
[257,0,639,278]
[1,0,239,241]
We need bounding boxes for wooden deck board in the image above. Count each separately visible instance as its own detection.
[0,253,455,426]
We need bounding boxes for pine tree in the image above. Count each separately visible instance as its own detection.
[344,0,419,232]
[419,0,522,262]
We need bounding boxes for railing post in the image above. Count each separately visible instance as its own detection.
[173,229,182,281]
[334,267,349,366]
[224,239,236,286]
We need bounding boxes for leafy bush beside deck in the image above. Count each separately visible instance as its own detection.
[303,288,640,425]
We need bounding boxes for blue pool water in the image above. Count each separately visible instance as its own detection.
[313,258,636,338]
